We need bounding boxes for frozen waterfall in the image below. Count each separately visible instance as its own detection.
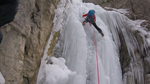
[36,0,148,84]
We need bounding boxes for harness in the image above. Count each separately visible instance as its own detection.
[87,16,95,23]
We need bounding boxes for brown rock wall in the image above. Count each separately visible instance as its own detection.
[0,0,59,84]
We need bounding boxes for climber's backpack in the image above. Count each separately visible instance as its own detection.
[88,10,95,19]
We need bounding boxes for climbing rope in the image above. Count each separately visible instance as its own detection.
[90,25,100,84]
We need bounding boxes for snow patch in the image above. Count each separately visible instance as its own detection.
[0,72,5,84]
[37,57,75,84]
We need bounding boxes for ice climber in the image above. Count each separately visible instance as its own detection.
[83,9,104,37]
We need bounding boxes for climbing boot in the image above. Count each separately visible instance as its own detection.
[101,32,104,37]
[83,22,86,25]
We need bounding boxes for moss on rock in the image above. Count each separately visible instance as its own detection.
[47,30,60,56]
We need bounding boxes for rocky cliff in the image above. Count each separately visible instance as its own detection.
[0,0,150,84]
[0,0,59,84]
[84,0,150,84]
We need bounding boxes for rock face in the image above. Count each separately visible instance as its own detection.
[0,0,59,84]
[0,0,149,84]
[84,0,150,84]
